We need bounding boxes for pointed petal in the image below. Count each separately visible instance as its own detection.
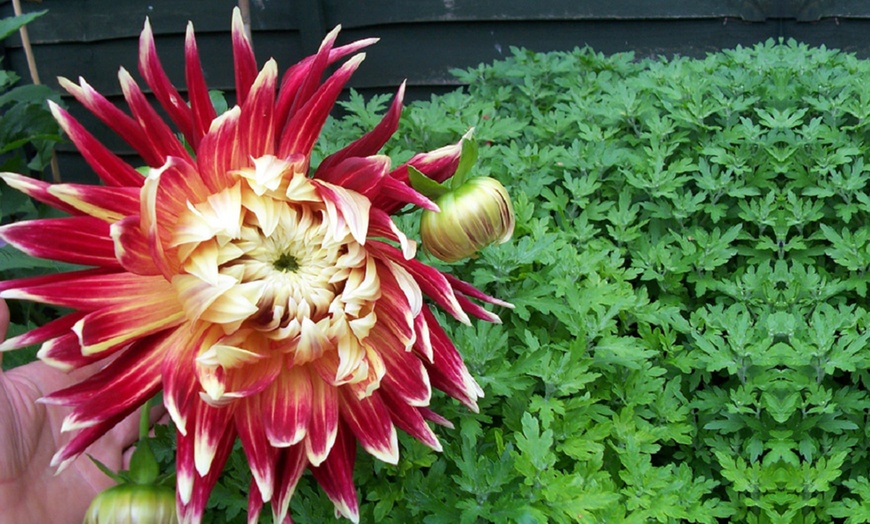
[0,172,82,215]
[239,59,278,160]
[139,18,195,145]
[197,106,243,193]
[185,22,216,147]
[57,76,164,168]
[339,387,399,464]
[315,180,371,245]
[178,406,236,524]
[265,365,312,447]
[232,6,258,105]
[379,386,442,452]
[315,155,390,199]
[163,326,204,435]
[372,326,431,407]
[421,306,484,411]
[368,208,416,259]
[1,272,170,311]
[310,422,359,523]
[110,215,162,276]
[369,241,470,324]
[304,369,339,466]
[444,273,514,309]
[73,286,185,355]
[118,67,190,162]
[455,293,502,324]
[236,395,277,502]
[277,53,365,160]
[50,406,138,472]
[0,311,83,352]
[0,267,110,294]
[275,36,378,135]
[49,100,145,187]
[194,400,236,476]
[316,82,405,176]
[271,445,308,524]
[48,334,166,432]
[376,175,439,213]
[36,332,104,372]
[0,217,121,268]
[48,183,140,222]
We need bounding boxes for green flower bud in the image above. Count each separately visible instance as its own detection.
[421,177,515,262]
[83,484,178,524]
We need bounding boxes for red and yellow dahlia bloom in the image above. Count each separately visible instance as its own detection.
[0,9,510,524]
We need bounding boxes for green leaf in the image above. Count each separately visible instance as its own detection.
[0,11,46,42]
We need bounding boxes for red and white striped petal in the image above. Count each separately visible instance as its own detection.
[315,82,405,176]
[264,365,312,447]
[310,422,359,523]
[73,288,185,355]
[277,53,365,160]
[197,106,243,193]
[177,411,237,524]
[373,329,432,407]
[1,272,170,311]
[51,405,138,472]
[0,217,120,269]
[421,306,484,411]
[236,395,277,502]
[162,327,203,435]
[369,240,470,325]
[0,311,83,352]
[48,183,140,223]
[184,22,216,147]
[193,399,236,476]
[231,7,258,105]
[0,172,84,215]
[315,155,391,200]
[339,387,399,464]
[139,18,195,146]
[239,59,278,160]
[304,370,339,466]
[110,215,162,276]
[36,332,105,372]
[368,208,416,259]
[270,444,308,524]
[378,385,442,452]
[316,180,371,245]
[57,76,164,168]
[118,67,190,162]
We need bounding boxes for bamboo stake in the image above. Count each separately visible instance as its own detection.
[12,0,61,182]
[239,0,252,43]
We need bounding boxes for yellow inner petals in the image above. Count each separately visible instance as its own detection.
[169,157,382,404]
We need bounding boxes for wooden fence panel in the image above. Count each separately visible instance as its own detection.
[0,0,868,181]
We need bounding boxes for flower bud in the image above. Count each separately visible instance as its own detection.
[83,484,178,524]
[421,177,515,262]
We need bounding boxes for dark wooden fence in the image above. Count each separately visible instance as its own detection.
[0,0,867,180]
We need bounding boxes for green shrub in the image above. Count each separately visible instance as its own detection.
[221,39,870,523]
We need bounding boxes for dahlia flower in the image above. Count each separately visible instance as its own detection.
[0,8,511,523]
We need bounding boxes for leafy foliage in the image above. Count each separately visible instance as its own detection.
[214,39,870,523]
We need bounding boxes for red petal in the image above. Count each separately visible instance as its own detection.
[271,445,308,524]
[110,215,161,276]
[444,273,514,309]
[264,365,312,447]
[184,22,216,147]
[371,325,431,407]
[304,369,339,466]
[315,155,390,199]
[1,272,169,311]
[49,101,146,187]
[0,217,121,269]
[48,183,140,222]
[368,208,416,259]
[310,422,359,522]
[50,405,137,472]
[316,82,405,176]
[36,332,104,371]
[375,175,439,213]
[197,106,243,193]
[0,267,110,294]
[139,18,195,146]
[236,395,277,502]
[232,6,258,105]
[420,306,483,411]
[162,326,204,435]
[0,172,82,215]
[277,53,365,161]
[239,60,277,160]
[369,241,470,324]
[73,286,185,355]
[193,400,236,476]
[57,77,164,168]
[0,311,83,352]
[379,385,442,451]
[118,67,190,163]
[46,333,166,432]
[339,387,399,464]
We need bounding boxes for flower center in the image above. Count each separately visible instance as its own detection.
[273,252,299,272]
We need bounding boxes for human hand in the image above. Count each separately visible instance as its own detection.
[0,300,164,524]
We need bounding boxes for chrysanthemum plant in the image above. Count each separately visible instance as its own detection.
[0,8,513,523]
